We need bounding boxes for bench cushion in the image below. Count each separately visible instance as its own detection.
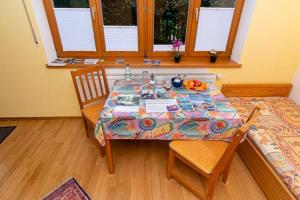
[228,97,300,199]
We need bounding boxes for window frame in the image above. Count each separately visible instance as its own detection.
[43,0,103,57]
[96,0,146,57]
[44,0,245,60]
[146,0,195,57]
[188,0,245,57]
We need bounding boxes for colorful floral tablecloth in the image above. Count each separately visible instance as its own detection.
[228,97,300,199]
[95,80,242,146]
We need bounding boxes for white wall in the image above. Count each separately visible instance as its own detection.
[231,0,255,62]
[290,64,300,105]
[31,0,57,63]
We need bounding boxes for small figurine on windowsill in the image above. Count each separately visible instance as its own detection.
[209,49,220,63]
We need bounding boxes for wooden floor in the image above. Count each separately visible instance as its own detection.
[0,119,266,200]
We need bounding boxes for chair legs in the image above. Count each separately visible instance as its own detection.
[82,115,90,138]
[167,149,221,200]
[222,155,233,184]
[82,115,105,158]
[222,166,230,184]
[206,176,218,200]
[100,146,105,158]
[95,140,105,158]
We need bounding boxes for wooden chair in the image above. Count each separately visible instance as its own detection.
[167,106,260,200]
[71,65,109,144]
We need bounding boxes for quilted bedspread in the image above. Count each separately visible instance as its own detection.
[228,97,300,199]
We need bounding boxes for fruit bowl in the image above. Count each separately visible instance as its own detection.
[183,80,208,91]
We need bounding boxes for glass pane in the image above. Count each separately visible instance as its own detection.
[52,0,89,8]
[195,0,236,51]
[101,0,138,51]
[54,9,96,51]
[201,0,235,8]
[101,0,137,26]
[154,0,190,45]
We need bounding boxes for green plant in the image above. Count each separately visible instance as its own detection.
[101,0,137,26]
[53,0,89,8]
[154,0,189,45]
[201,0,235,8]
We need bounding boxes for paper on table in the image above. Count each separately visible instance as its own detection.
[146,99,177,113]
[114,106,139,113]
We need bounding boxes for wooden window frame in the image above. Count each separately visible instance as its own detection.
[188,0,245,57]
[147,0,245,58]
[95,0,146,57]
[146,0,195,57]
[44,0,245,61]
[43,0,103,58]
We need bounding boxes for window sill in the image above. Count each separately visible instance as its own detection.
[46,57,241,69]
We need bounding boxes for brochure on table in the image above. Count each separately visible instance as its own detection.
[113,86,216,113]
[145,99,178,113]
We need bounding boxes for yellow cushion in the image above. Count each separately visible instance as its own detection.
[169,140,228,174]
[82,99,106,125]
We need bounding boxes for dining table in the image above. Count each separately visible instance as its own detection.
[94,78,242,174]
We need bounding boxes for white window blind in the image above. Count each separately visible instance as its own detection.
[54,8,96,51]
[103,26,138,51]
[195,8,235,51]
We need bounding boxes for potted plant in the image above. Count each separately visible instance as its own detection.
[209,49,220,63]
[171,39,183,63]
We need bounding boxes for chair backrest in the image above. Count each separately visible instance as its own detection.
[213,106,261,175]
[71,66,109,109]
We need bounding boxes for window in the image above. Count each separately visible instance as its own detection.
[100,0,138,52]
[43,0,102,57]
[52,0,89,8]
[195,0,236,51]
[201,0,235,7]
[153,0,190,51]
[44,0,245,60]
[188,0,245,56]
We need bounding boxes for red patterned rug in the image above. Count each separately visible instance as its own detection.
[43,178,91,200]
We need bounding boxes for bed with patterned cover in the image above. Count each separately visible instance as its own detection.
[228,96,300,199]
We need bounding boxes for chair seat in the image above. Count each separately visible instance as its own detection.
[169,140,228,174]
[81,99,106,125]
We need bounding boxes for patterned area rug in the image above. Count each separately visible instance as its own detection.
[43,178,91,200]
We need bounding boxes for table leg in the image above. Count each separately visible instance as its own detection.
[105,139,115,174]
